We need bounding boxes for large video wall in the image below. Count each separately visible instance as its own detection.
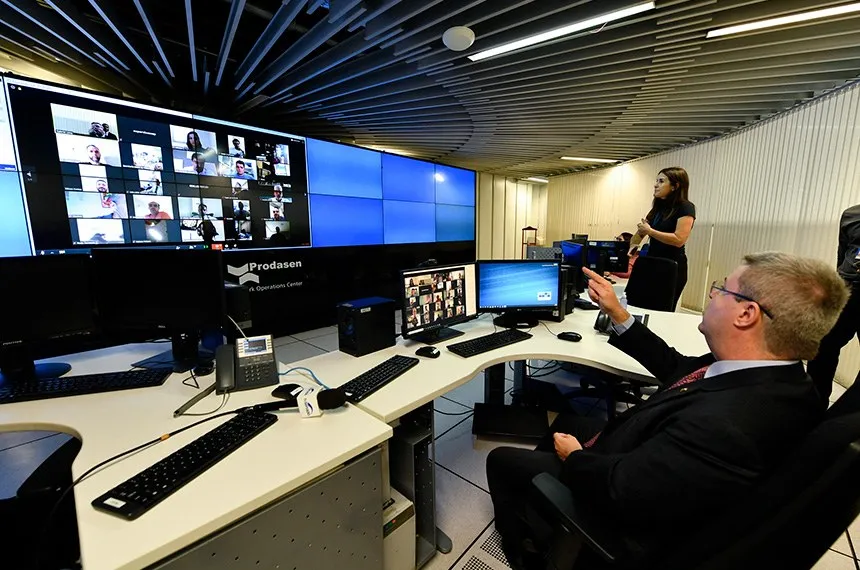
[0,76,475,256]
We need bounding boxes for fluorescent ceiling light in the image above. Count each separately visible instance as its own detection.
[468,2,655,62]
[707,3,860,38]
[525,177,549,183]
[560,156,619,164]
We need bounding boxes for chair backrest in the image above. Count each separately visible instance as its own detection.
[658,382,860,570]
[623,256,678,311]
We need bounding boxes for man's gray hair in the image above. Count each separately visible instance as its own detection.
[740,252,849,360]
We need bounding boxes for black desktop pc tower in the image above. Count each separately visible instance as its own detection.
[337,297,396,357]
[532,268,569,323]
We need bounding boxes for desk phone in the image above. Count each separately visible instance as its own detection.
[216,335,279,393]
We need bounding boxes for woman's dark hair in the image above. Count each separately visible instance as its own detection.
[646,166,690,222]
[186,131,202,150]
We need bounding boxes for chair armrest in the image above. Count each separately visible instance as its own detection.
[531,472,621,563]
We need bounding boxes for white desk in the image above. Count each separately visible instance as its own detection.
[288,307,708,424]
[0,343,392,570]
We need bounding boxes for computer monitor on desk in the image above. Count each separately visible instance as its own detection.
[586,240,629,275]
[400,263,477,344]
[477,260,561,328]
[0,254,100,383]
[92,248,226,372]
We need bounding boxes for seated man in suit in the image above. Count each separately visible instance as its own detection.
[487,252,849,570]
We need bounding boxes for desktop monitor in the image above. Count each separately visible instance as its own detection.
[0,254,100,382]
[586,240,629,275]
[401,263,477,344]
[560,241,587,293]
[91,248,226,371]
[476,260,561,328]
[572,233,589,241]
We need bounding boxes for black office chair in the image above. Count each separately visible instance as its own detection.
[624,256,678,312]
[0,436,82,570]
[531,381,860,570]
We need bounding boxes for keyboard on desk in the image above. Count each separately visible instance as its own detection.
[446,328,533,358]
[0,368,172,404]
[341,354,419,403]
[92,410,277,520]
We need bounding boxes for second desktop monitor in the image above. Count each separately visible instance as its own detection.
[401,263,477,344]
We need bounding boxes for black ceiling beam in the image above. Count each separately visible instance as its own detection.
[362,0,446,40]
[214,0,247,86]
[88,0,152,74]
[41,0,131,71]
[254,5,367,92]
[348,0,402,32]
[235,0,307,90]
[131,0,174,77]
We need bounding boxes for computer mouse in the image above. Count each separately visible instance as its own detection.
[415,346,440,358]
[271,383,303,400]
[557,331,583,342]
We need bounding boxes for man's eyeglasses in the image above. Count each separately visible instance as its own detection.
[709,281,774,319]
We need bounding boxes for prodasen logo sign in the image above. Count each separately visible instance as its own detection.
[227,260,303,286]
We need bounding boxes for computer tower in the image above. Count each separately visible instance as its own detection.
[337,296,396,357]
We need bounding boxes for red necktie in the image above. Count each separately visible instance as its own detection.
[581,365,710,449]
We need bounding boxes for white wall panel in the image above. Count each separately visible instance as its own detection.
[477,173,546,259]
[545,82,860,385]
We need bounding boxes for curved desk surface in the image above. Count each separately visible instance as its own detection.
[0,344,392,570]
[291,306,709,424]
[0,304,706,569]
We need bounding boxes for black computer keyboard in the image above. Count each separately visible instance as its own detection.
[341,354,419,403]
[446,328,533,358]
[0,368,172,404]
[92,410,278,520]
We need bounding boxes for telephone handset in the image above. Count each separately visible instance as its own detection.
[215,334,279,394]
[594,311,649,335]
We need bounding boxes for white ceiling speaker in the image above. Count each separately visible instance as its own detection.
[442,26,476,52]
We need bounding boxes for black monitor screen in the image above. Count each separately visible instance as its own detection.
[0,254,97,348]
[92,248,225,333]
[586,240,629,273]
[401,263,476,337]
[560,241,585,266]
[477,260,560,311]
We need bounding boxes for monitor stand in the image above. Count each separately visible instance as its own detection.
[410,326,464,345]
[492,312,539,329]
[132,332,214,373]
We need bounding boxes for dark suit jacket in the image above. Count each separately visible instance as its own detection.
[561,321,823,562]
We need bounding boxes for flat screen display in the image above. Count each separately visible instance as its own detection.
[477,261,560,310]
[401,263,477,336]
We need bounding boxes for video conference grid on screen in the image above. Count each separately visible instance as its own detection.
[403,267,469,332]
[0,76,477,255]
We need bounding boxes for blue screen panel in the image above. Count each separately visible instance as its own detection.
[310,195,383,247]
[0,172,31,257]
[307,139,382,199]
[435,164,475,206]
[436,204,475,242]
[384,200,435,244]
[382,154,434,203]
[478,262,559,309]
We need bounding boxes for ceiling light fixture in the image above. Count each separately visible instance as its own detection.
[525,177,549,183]
[707,3,860,38]
[560,156,619,163]
[468,2,656,62]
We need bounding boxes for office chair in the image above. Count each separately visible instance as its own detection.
[623,256,678,312]
[530,381,860,570]
[0,436,81,570]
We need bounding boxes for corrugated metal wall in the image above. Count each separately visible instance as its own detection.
[541,81,860,385]
[476,174,546,260]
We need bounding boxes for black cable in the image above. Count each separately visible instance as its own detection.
[181,392,230,417]
[182,369,199,389]
[434,408,473,416]
[845,529,860,570]
[540,321,559,336]
[41,409,242,557]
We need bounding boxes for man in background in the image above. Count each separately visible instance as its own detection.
[808,203,860,404]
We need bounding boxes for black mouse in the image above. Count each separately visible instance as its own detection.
[415,346,440,358]
[557,331,582,342]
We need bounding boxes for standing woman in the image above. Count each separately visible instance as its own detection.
[632,167,695,308]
